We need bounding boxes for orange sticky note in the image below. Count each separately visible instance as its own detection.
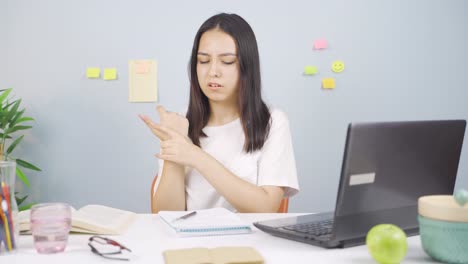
[322,78,335,89]
[314,39,328,50]
[135,62,150,74]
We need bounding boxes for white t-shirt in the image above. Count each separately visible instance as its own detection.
[155,108,299,212]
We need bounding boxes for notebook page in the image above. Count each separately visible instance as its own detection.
[159,208,252,236]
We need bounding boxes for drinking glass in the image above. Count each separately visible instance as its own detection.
[30,203,72,254]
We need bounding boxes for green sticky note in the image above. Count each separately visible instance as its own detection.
[304,66,318,75]
[87,68,100,78]
[103,68,117,80]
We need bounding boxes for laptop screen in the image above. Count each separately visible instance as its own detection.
[334,120,466,217]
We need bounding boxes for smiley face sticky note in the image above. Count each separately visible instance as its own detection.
[86,68,100,78]
[331,60,345,73]
[304,66,318,75]
[322,78,335,89]
[103,68,117,80]
[313,39,327,50]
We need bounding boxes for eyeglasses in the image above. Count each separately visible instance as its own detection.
[88,235,132,261]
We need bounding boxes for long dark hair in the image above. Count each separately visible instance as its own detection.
[187,13,271,153]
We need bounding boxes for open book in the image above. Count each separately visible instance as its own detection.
[18,204,137,235]
[163,247,264,264]
[159,208,252,237]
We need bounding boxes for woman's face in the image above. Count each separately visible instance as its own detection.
[196,29,240,105]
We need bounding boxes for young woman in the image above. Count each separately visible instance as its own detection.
[140,13,299,213]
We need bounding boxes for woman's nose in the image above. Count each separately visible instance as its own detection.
[208,61,221,78]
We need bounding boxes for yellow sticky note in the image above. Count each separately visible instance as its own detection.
[103,68,117,80]
[87,68,100,78]
[129,60,158,102]
[322,78,335,89]
[304,66,318,75]
[331,60,345,73]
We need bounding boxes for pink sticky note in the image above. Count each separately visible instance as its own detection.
[314,39,328,50]
[136,62,150,74]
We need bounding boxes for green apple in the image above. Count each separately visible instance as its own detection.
[366,224,408,264]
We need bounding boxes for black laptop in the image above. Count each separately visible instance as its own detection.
[254,120,466,248]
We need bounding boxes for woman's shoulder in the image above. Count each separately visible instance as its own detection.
[268,107,290,126]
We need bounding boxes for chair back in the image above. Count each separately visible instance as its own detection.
[151,175,289,213]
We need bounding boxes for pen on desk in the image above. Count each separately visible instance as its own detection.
[171,211,197,223]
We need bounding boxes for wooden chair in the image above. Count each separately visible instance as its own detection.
[151,175,289,213]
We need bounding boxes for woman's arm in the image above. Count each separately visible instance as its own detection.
[152,161,186,212]
[195,150,285,213]
[153,125,285,213]
[141,106,189,213]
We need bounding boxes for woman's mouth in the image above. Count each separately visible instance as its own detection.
[208,82,222,90]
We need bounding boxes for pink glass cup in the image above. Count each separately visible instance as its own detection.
[30,203,72,254]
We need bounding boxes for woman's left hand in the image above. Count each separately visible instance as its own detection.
[152,124,202,167]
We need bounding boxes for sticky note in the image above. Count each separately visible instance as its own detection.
[322,78,335,89]
[129,60,158,102]
[313,39,328,50]
[103,68,117,80]
[331,60,345,73]
[304,66,318,75]
[86,68,100,78]
[136,62,150,74]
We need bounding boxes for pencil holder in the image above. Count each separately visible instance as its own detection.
[0,160,19,254]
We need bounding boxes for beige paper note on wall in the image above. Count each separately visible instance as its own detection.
[129,60,157,102]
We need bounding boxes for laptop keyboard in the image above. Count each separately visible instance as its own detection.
[283,219,334,236]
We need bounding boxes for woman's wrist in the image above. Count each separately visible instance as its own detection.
[191,145,209,171]
[164,160,185,172]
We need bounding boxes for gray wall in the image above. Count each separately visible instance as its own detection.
[0,2,6,81]
[2,0,467,213]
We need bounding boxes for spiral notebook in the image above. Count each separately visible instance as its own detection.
[159,208,252,237]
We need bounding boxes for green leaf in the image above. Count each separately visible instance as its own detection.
[15,194,28,206]
[16,167,30,187]
[16,158,42,171]
[6,135,24,154]
[10,109,25,126]
[0,133,12,139]
[0,88,12,104]
[5,125,32,134]
[4,99,21,125]
[19,203,35,211]
[15,116,34,124]
[4,99,16,108]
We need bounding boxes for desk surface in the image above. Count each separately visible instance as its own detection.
[4,214,437,263]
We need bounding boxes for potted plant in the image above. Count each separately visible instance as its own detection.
[0,88,41,210]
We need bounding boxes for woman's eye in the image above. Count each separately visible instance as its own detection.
[198,60,209,64]
[222,61,235,65]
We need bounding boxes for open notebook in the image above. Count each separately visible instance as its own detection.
[159,208,252,237]
[19,204,136,235]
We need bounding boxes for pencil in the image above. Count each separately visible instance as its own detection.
[171,211,197,223]
[0,196,12,251]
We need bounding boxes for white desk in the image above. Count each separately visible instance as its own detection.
[3,214,437,263]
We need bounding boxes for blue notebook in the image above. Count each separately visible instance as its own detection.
[159,208,252,237]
